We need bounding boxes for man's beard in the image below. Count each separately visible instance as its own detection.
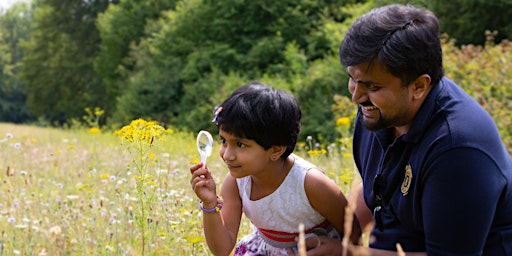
[360,112,387,131]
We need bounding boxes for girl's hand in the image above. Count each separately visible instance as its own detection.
[190,162,218,206]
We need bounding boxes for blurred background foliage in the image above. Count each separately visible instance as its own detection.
[0,0,511,152]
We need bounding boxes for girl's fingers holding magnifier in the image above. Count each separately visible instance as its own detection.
[190,162,204,174]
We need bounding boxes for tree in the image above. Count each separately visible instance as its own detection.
[20,0,111,124]
[372,0,512,45]
[0,2,33,123]
[94,0,177,119]
[430,0,512,45]
[113,0,357,129]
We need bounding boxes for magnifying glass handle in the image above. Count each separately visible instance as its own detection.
[200,154,207,165]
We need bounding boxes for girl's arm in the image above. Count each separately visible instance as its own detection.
[304,168,362,244]
[191,165,242,255]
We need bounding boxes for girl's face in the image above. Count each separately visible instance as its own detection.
[218,128,273,178]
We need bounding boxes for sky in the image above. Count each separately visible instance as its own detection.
[0,0,30,11]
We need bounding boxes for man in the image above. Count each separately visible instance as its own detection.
[303,4,512,256]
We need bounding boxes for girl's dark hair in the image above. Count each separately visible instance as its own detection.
[339,4,444,86]
[213,82,301,158]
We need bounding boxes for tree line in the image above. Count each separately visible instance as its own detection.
[1,0,511,143]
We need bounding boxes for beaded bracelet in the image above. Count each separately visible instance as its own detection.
[199,196,223,213]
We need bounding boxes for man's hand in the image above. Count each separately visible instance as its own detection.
[287,236,344,256]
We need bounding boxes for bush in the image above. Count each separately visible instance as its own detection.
[442,33,512,154]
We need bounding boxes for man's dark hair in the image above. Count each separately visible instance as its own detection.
[339,4,444,86]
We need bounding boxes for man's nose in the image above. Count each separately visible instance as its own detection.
[350,83,367,104]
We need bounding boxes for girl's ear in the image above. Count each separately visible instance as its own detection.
[270,145,286,161]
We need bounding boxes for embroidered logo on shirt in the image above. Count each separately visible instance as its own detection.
[401,164,413,196]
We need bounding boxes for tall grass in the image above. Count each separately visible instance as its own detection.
[0,122,357,255]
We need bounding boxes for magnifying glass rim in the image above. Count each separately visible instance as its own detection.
[196,130,214,157]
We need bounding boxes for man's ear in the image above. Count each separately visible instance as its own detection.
[410,74,432,100]
[270,145,287,161]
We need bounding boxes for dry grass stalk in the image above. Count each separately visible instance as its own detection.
[342,202,354,256]
[343,174,361,256]
[396,243,406,256]
[298,223,307,256]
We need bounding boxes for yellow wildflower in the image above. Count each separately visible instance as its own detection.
[340,171,353,185]
[93,107,105,117]
[336,117,351,127]
[89,127,101,134]
[114,119,165,144]
[185,235,205,243]
[307,149,327,158]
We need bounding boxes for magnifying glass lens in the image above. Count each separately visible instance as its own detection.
[196,131,214,165]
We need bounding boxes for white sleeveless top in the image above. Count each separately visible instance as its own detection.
[235,154,331,249]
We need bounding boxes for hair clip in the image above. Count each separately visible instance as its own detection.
[212,106,223,123]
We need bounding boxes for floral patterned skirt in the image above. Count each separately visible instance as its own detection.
[233,227,340,256]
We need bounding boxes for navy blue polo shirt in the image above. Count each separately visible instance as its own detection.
[353,77,512,255]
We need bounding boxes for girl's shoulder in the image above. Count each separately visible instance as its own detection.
[290,154,317,171]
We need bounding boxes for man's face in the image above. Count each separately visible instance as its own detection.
[346,61,416,133]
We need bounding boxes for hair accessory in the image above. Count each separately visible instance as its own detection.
[212,106,223,124]
[200,196,223,213]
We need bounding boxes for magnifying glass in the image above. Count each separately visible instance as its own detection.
[196,130,214,166]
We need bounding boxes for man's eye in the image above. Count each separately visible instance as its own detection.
[367,84,380,91]
[355,80,380,91]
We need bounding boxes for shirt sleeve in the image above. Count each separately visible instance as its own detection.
[422,147,506,255]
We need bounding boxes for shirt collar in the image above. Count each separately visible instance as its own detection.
[401,77,447,143]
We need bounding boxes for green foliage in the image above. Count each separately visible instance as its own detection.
[442,34,512,154]
[428,0,512,46]
[113,56,183,125]
[94,0,177,116]
[283,41,309,76]
[1,0,511,154]
[371,0,512,46]
[0,2,33,123]
[113,0,355,127]
[20,0,110,124]
[176,69,249,133]
[295,55,351,143]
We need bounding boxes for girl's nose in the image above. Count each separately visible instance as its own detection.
[220,145,235,161]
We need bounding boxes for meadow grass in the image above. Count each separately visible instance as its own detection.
[0,122,357,255]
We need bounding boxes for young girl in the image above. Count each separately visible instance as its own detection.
[190,82,354,255]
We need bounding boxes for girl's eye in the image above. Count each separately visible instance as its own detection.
[237,142,246,148]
